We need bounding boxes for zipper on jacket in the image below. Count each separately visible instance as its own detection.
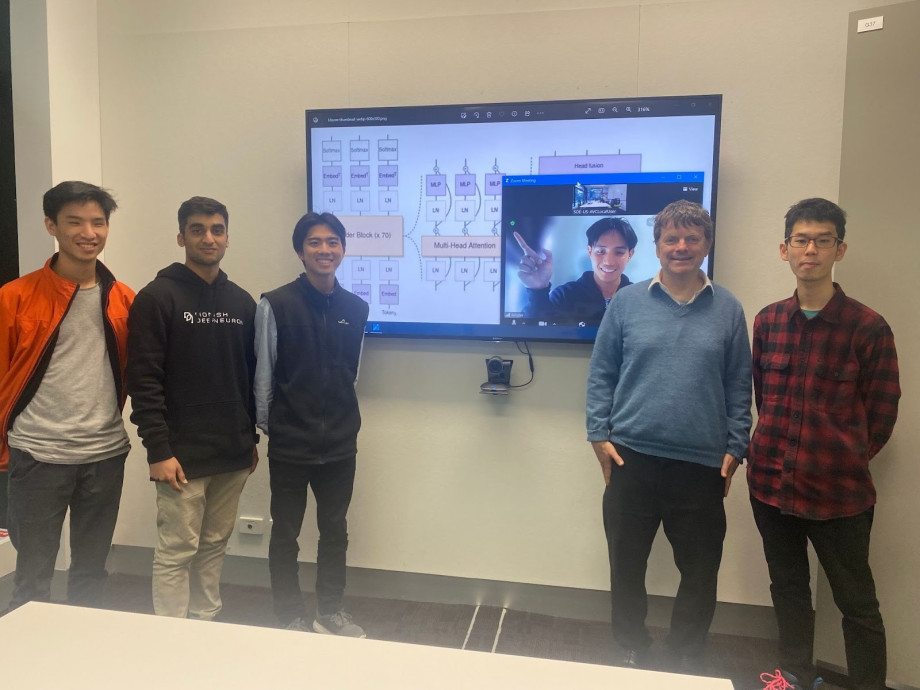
[320,295,329,460]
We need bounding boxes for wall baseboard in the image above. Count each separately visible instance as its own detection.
[0,544,779,640]
[103,544,777,639]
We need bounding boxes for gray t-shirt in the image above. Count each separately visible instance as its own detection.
[9,284,130,464]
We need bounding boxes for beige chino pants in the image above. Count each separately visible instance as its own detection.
[152,468,249,619]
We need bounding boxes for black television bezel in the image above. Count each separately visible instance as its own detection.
[306,94,722,343]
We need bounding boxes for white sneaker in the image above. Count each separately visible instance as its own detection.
[312,610,366,638]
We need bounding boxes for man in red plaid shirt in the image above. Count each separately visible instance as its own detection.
[748,198,900,690]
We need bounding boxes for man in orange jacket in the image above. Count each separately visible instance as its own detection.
[0,181,134,610]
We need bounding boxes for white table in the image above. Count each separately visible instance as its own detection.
[0,602,733,689]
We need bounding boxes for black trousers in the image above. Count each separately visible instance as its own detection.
[750,496,886,690]
[268,456,355,624]
[602,445,726,656]
[7,448,126,610]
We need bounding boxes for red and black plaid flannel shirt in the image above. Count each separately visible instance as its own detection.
[747,285,900,519]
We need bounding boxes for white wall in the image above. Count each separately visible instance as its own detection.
[817,3,920,685]
[11,0,104,272]
[13,0,908,608]
[10,0,53,273]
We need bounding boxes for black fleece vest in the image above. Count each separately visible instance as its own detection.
[263,276,368,465]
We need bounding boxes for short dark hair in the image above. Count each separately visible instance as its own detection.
[43,181,117,223]
[653,200,713,243]
[585,217,638,250]
[178,196,229,233]
[292,212,347,252]
[784,198,846,240]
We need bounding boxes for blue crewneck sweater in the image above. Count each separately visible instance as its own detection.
[586,279,752,467]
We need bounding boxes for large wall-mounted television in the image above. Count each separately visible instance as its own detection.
[306,94,722,342]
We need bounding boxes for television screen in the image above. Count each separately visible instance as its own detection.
[306,94,722,342]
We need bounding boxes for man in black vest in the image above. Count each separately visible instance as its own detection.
[255,212,369,636]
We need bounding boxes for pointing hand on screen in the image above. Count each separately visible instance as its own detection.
[513,231,553,289]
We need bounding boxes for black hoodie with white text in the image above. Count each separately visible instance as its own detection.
[127,262,257,479]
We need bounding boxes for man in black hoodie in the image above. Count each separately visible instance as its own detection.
[255,212,369,636]
[127,196,258,620]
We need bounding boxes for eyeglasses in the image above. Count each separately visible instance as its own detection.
[785,235,842,249]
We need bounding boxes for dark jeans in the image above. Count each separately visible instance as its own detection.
[268,456,355,624]
[750,497,886,690]
[7,448,127,610]
[602,445,727,656]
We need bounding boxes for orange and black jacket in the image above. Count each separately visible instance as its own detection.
[0,254,134,472]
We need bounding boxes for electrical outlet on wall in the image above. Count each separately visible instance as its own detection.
[238,516,266,535]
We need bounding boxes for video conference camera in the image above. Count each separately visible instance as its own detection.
[480,356,513,395]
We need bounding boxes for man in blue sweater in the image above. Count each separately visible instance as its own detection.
[586,200,752,672]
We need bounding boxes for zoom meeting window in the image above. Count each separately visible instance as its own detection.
[501,173,706,329]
